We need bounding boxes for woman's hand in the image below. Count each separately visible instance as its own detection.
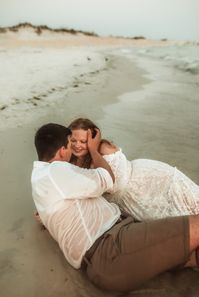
[87,128,101,153]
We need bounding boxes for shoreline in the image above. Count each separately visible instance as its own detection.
[100,49,199,183]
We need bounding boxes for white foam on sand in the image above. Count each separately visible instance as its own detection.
[0,47,106,130]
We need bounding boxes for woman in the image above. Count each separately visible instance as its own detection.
[68,118,199,221]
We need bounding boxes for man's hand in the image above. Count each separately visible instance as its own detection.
[87,129,101,153]
[87,128,115,183]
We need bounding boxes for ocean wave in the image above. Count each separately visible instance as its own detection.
[174,59,199,75]
[138,45,199,75]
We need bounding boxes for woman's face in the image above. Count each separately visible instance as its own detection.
[70,129,89,158]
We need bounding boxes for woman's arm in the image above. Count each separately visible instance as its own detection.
[100,143,130,193]
[99,141,119,156]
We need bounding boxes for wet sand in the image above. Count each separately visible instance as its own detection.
[0,29,199,297]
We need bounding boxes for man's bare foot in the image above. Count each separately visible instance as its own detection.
[34,211,46,229]
[184,251,197,268]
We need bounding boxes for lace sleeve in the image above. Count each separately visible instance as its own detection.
[103,149,131,193]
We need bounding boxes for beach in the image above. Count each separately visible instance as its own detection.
[0,25,199,297]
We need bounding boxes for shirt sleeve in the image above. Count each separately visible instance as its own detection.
[49,162,113,199]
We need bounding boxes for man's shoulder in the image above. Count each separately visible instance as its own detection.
[49,161,74,171]
[51,161,70,166]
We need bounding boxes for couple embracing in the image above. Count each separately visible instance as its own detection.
[31,118,199,292]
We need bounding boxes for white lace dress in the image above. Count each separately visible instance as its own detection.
[103,149,199,221]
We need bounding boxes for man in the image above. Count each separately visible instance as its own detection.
[31,123,199,292]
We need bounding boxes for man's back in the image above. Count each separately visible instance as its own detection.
[31,160,120,268]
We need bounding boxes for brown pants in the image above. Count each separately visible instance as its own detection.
[82,216,190,292]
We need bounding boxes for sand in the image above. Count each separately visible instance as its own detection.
[0,26,199,297]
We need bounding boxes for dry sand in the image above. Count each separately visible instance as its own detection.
[0,27,199,297]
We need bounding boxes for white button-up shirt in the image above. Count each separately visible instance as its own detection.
[31,161,121,269]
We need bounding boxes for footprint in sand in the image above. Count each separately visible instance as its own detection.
[0,105,7,111]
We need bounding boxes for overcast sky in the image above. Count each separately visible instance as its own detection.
[0,0,198,40]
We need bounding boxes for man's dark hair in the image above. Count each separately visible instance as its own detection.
[34,123,71,161]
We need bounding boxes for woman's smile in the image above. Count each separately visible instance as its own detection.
[70,129,89,157]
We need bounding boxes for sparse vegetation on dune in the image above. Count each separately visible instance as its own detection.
[0,23,148,39]
[132,36,146,40]
[0,22,99,37]
[109,34,146,40]
[0,27,7,33]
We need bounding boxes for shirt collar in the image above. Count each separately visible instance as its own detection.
[33,161,49,168]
